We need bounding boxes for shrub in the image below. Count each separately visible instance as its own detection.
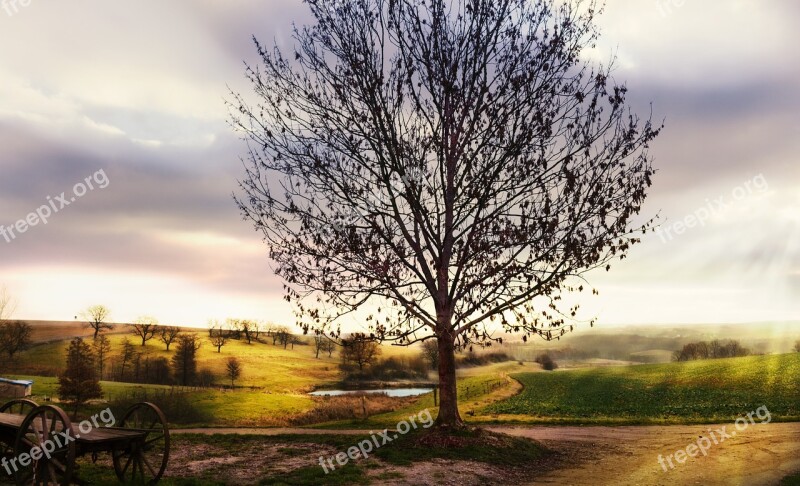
[672,340,750,362]
[343,355,429,381]
[290,394,416,425]
[534,353,558,371]
[456,351,513,367]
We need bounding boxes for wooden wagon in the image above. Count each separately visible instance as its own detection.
[0,399,170,485]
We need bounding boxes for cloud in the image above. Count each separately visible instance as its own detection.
[0,0,797,326]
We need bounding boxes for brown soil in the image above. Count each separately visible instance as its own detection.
[172,422,800,485]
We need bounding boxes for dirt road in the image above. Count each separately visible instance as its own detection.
[173,423,800,485]
[490,423,800,485]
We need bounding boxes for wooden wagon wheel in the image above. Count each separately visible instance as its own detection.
[0,399,39,416]
[112,402,169,485]
[0,399,38,458]
[13,405,75,486]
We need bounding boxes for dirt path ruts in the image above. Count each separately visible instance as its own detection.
[172,423,800,485]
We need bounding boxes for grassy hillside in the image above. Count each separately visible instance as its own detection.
[484,352,800,424]
[7,330,341,391]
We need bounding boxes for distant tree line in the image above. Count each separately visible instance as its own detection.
[672,340,750,362]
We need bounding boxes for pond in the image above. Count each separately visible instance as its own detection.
[309,388,434,397]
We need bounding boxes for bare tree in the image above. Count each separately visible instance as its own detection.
[795,340,800,353]
[420,340,439,371]
[322,339,336,358]
[272,326,291,348]
[237,319,257,344]
[209,325,229,353]
[341,334,382,372]
[131,316,158,346]
[0,321,32,360]
[225,357,242,388]
[313,335,331,359]
[0,285,16,321]
[92,334,112,380]
[232,0,659,427]
[82,305,112,340]
[159,326,181,351]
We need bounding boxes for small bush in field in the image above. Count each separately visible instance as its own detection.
[535,353,558,371]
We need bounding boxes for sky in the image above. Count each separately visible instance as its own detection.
[0,0,797,330]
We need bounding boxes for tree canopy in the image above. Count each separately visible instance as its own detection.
[232,0,659,426]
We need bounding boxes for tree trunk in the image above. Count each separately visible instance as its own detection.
[435,335,463,428]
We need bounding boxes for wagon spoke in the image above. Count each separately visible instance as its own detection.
[50,456,67,472]
[50,446,70,457]
[49,413,58,437]
[122,453,134,475]
[20,436,37,449]
[144,433,164,446]
[47,462,58,481]
[17,469,33,483]
[39,412,48,441]
[138,455,145,480]
[142,452,157,477]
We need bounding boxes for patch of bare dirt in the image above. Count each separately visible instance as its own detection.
[166,423,800,485]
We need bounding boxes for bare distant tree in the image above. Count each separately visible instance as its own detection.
[131,316,158,346]
[231,0,660,427]
[82,305,112,340]
[341,334,381,372]
[272,326,291,348]
[252,321,264,340]
[322,339,336,358]
[793,340,799,353]
[209,324,229,353]
[0,285,16,321]
[420,340,439,371]
[225,357,242,388]
[313,335,331,359]
[0,321,32,360]
[92,334,112,380]
[237,319,257,344]
[159,326,181,351]
[289,335,304,349]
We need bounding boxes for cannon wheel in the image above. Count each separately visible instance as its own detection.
[0,399,38,458]
[13,405,75,486]
[112,402,169,485]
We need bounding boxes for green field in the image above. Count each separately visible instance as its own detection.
[10,330,343,391]
[3,330,348,426]
[484,352,800,424]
